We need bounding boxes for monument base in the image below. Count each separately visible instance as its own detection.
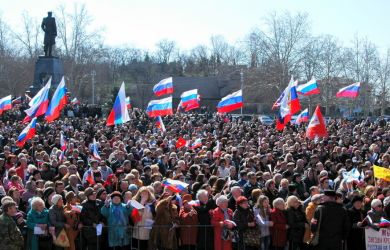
[30,56,64,95]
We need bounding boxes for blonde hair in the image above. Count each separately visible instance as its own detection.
[286,195,300,209]
[133,186,155,204]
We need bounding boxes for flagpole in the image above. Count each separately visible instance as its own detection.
[240,68,244,117]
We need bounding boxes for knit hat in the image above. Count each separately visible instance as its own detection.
[236,196,248,206]
[51,194,62,205]
[371,199,382,208]
[65,191,76,202]
[84,187,95,198]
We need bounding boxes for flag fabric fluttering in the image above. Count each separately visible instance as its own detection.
[294,108,309,125]
[190,138,202,150]
[162,179,189,193]
[126,96,132,109]
[155,116,166,132]
[217,90,243,113]
[336,82,360,98]
[85,170,95,185]
[153,77,173,96]
[45,77,68,122]
[146,96,173,117]
[176,137,187,149]
[24,78,51,123]
[342,168,361,183]
[0,95,12,115]
[296,78,320,96]
[106,82,131,126]
[11,96,22,105]
[71,97,80,105]
[379,217,390,228]
[60,132,68,152]
[16,117,37,147]
[306,105,328,139]
[91,138,101,161]
[373,165,390,182]
[180,89,200,112]
[276,77,301,130]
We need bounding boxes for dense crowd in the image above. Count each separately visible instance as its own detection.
[0,105,390,250]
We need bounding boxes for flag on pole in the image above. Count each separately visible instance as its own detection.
[60,132,68,152]
[45,77,68,122]
[24,78,51,123]
[190,138,202,149]
[71,97,80,105]
[155,116,166,132]
[336,82,360,98]
[276,77,301,130]
[126,96,132,109]
[91,138,101,161]
[106,82,130,126]
[373,165,390,182]
[176,137,187,149]
[153,77,173,96]
[16,117,37,147]
[296,78,320,96]
[217,90,243,113]
[294,108,309,124]
[146,96,173,117]
[306,105,327,139]
[0,95,12,115]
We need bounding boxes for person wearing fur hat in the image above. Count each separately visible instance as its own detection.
[48,194,68,249]
[100,191,135,248]
[347,196,365,250]
[0,200,24,250]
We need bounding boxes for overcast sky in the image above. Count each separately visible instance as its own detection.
[2,0,390,53]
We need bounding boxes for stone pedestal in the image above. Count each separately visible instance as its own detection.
[29,56,64,94]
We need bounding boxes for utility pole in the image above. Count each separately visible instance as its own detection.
[91,70,96,105]
[240,68,244,116]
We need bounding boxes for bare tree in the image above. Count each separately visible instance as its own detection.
[155,39,176,64]
[13,12,41,59]
[376,49,390,115]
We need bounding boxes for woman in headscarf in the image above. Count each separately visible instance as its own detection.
[101,191,134,249]
[211,195,233,250]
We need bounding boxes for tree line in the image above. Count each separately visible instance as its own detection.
[0,5,389,115]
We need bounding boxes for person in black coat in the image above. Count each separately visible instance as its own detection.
[347,196,365,250]
[286,195,308,250]
[311,190,350,250]
[194,190,217,250]
[80,188,104,250]
[233,196,258,250]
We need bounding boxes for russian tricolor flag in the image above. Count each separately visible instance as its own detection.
[276,77,301,130]
[71,97,80,105]
[16,117,37,147]
[153,77,173,96]
[190,138,202,149]
[45,77,68,122]
[296,78,320,96]
[126,96,132,109]
[11,96,22,105]
[106,82,131,126]
[24,78,51,123]
[295,108,309,124]
[0,95,12,115]
[91,138,101,160]
[155,116,166,132]
[180,89,199,111]
[146,96,173,117]
[60,132,67,152]
[217,90,243,113]
[336,82,360,98]
[162,179,189,193]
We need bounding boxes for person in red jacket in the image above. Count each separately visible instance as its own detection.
[179,194,198,250]
[270,198,288,250]
[211,195,234,250]
[15,157,28,183]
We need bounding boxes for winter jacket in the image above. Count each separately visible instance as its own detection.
[286,205,307,243]
[0,213,24,250]
[80,199,102,241]
[179,206,198,246]
[48,205,66,236]
[270,208,287,247]
[26,208,50,250]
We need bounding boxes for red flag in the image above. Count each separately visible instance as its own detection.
[176,137,187,149]
[306,106,327,139]
[86,171,95,185]
[131,208,142,223]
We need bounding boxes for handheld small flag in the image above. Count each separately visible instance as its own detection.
[190,138,202,150]
[91,138,101,161]
[162,179,189,193]
[176,137,187,149]
[294,108,309,124]
[126,96,132,109]
[60,132,68,152]
[71,97,80,105]
[155,116,166,132]
[106,82,131,126]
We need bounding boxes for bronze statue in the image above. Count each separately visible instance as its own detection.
[41,11,57,57]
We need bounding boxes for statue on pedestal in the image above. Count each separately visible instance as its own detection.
[41,11,57,57]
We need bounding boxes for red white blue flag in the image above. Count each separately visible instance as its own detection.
[153,77,173,96]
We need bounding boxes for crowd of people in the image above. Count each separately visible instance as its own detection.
[0,105,389,250]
